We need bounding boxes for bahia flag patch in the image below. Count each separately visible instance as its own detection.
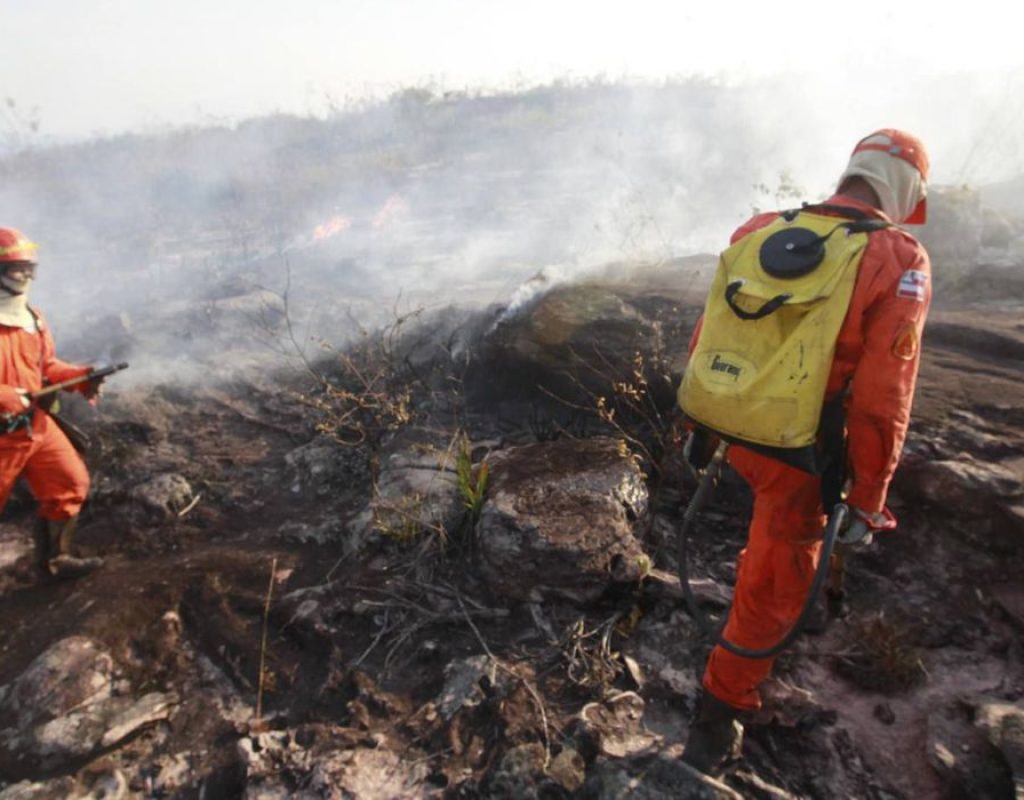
[896,269,928,301]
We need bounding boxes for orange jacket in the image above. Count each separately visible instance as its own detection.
[0,307,92,420]
[691,194,931,516]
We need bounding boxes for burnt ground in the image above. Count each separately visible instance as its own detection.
[0,294,1022,799]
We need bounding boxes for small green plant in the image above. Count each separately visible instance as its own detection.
[456,435,489,521]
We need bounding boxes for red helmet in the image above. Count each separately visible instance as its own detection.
[849,130,929,224]
[0,228,38,264]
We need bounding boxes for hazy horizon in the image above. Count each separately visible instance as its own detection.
[3,2,1023,379]
[4,1,1023,160]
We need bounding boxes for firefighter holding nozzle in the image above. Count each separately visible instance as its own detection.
[677,130,932,775]
[0,227,113,579]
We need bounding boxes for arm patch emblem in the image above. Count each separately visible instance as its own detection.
[892,323,919,361]
[896,269,928,301]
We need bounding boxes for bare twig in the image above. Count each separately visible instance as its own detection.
[256,556,278,722]
[455,590,552,768]
[351,608,392,668]
[176,492,203,518]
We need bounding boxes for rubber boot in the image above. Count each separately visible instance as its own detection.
[32,517,54,574]
[45,517,103,579]
[681,691,744,777]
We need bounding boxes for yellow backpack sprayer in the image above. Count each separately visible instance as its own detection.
[677,204,889,658]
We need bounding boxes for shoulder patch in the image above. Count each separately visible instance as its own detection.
[896,269,928,301]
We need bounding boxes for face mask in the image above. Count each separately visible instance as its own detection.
[0,263,35,296]
[838,149,926,225]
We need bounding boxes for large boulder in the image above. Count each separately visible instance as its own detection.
[476,436,649,603]
[466,282,669,408]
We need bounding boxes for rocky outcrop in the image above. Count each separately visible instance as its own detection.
[284,435,371,498]
[926,697,1020,799]
[897,453,1024,535]
[132,472,195,519]
[238,725,431,800]
[476,436,649,603]
[0,638,175,777]
[466,282,673,408]
[346,427,467,550]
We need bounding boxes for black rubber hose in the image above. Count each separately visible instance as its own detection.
[677,445,848,660]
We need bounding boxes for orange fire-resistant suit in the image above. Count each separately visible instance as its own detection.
[694,193,932,711]
[0,308,92,520]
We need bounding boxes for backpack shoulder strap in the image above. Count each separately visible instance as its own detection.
[798,203,892,234]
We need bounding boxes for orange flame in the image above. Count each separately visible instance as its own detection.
[313,215,352,241]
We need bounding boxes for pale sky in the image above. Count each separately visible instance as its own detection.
[3,0,1023,141]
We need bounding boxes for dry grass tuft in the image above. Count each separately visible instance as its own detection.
[835,612,927,693]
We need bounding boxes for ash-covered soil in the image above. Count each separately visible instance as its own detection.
[0,269,1022,800]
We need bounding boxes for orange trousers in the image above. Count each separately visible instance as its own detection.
[703,446,825,711]
[0,412,89,521]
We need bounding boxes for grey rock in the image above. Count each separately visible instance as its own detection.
[29,691,175,767]
[147,752,197,797]
[0,637,114,733]
[580,691,660,759]
[477,436,649,603]
[0,637,175,773]
[898,456,1023,518]
[132,473,194,518]
[621,609,707,704]
[372,463,463,539]
[976,702,1024,797]
[310,747,429,799]
[926,699,1016,799]
[241,728,430,800]
[100,692,176,748]
[284,437,369,497]
[488,743,549,800]
[0,778,79,800]
[353,428,468,544]
[436,655,498,721]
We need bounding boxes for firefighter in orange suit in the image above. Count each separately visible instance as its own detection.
[681,130,932,775]
[0,228,106,578]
